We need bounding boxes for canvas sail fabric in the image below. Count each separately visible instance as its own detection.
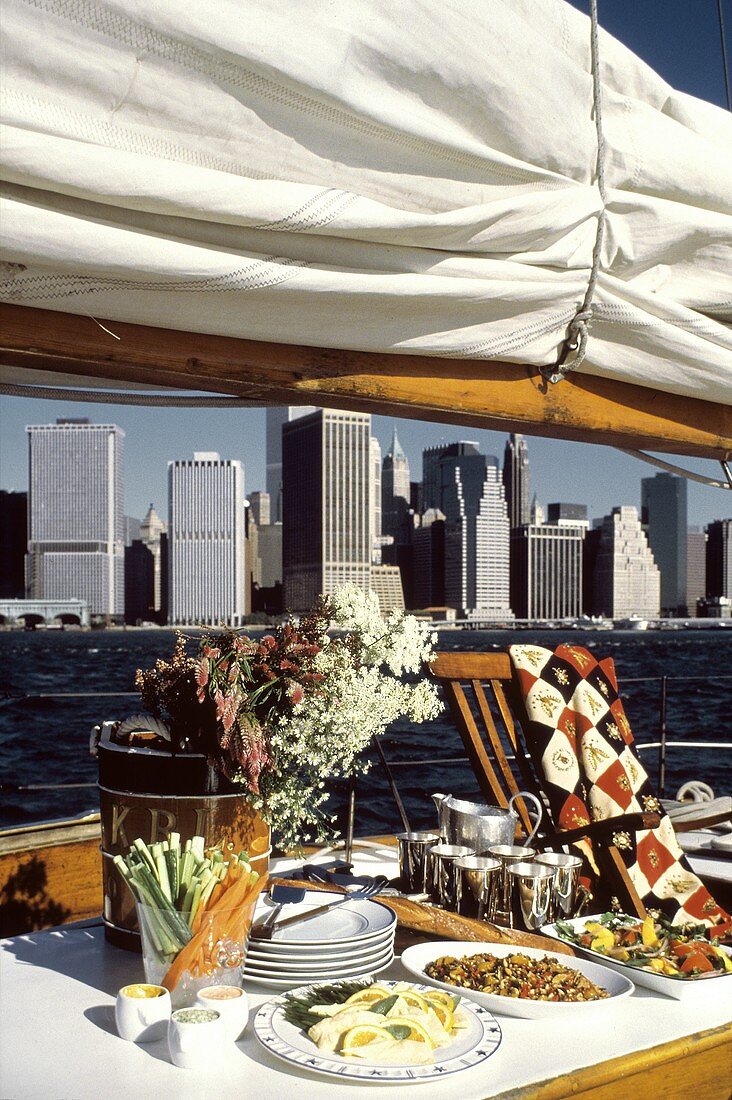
[1,0,731,402]
[509,643,731,931]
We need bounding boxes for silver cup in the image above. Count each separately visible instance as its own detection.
[486,844,537,926]
[396,831,440,894]
[428,844,474,908]
[508,861,556,931]
[536,852,583,919]
[453,856,501,920]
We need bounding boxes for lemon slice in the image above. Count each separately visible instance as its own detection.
[392,989,431,1013]
[424,990,457,1012]
[343,985,391,1006]
[341,1024,394,1053]
[426,1001,454,1032]
[383,1016,436,1047]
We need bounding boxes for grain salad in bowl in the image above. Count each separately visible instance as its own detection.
[401,940,634,1019]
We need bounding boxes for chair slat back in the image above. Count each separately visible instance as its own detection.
[429,652,543,837]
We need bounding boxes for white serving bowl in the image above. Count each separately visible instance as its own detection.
[115,983,171,1043]
[400,940,634,1019]
[195,985,249,1041]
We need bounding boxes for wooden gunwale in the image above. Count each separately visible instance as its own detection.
[2,304,731,459]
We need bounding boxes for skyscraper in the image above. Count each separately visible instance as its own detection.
[641,473,688,615]
[381,428,411,545]
[282,409,371,610]
[26,419,124,617]
[425,445,511,617]
[370,436,382,564]
[503,434,531,529]
[510,524,584,619]
[265,406,317,523]
[249,491,271,527]
[0,490,27,598]
[412,508,446,609]
[168,452,245,625]
[140,503,166,619]
[706,519,732,599]
[686,527,706,617]
[587,506,660,618]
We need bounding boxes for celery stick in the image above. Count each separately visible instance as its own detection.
[133,838,157,875]
[155,851,172,902]
[187,883,203,929]
[191,835,205,861]
[165,848,179,903]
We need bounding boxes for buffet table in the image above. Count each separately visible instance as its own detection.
[1,846,730,1100]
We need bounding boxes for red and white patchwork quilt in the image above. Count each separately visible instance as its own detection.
[509,643,730,930]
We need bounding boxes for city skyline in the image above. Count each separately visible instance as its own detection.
[2,397,731,532]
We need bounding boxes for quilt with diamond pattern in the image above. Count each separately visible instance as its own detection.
[509,643,730,930]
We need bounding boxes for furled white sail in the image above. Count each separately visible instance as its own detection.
[1,0,731,402]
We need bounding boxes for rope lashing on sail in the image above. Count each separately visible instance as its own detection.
[542,0,607,385]
[620,449,732,491]
[0,382,265,407]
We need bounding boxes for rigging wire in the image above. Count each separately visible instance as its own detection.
[718,0,732,111]
[619,449,732,490]
[542,0,607,384]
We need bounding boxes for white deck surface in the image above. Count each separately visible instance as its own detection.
[1,847,731,1099]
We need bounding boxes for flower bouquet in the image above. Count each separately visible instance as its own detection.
[130,586,443,849]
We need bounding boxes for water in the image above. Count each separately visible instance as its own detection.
[1,628,730,837]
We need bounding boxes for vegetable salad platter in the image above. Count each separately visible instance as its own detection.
[400,941,634,1019]
[253,979,502,1084]
[542,914,732,1001]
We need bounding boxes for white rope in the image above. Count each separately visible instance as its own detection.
[542,0,607,385]
[619,448,732,490]
[0,381,266,407]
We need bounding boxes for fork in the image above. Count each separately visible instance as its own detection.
[258,881,383,938]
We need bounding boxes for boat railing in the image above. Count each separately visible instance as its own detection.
[2,673,731,850]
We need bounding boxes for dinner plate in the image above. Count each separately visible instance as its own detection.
[244,953,395,990]
[245,941,395,974]
[246,929,395,965]
[401,940,634,1019]
[250,892,396,949]
[253,978,502,1083]
[542,915,732,1002]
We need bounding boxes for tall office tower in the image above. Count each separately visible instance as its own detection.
[249,491,271,527]
[546,503,590,529]
[422,441,479,510]
[282,409,371,610]
[369,564,405,615]
[140,504,166,618]
[412,508,446,609]
[124,539,154,624]
[686,527,706,617]
[502,433,531,529]
[0,490,27,598]
[706,519,732,598]
[588,506,660,618]
[265,406,317,523]
[510,524,584,619]
[26,419,124,617]
[370,437,382,564]
[529,494,544,526]
[641,473,688,615]
[426,446,510,617]
[168,452,245,625]
[381,428,411,544]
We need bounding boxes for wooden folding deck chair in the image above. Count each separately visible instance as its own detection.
[429,651,662,918]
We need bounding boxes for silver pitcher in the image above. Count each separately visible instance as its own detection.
[432,791,543,854]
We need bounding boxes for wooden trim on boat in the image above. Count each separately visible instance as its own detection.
[497,1022,732,1100]
[2,304,731,459]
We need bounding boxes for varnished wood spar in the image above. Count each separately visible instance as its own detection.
[1,304,731,459]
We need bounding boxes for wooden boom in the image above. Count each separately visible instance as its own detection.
[1,304,730,459]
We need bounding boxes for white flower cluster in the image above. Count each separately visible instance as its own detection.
[258,585,442,849]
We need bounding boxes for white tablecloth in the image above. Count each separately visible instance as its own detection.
[2,847,731,1099]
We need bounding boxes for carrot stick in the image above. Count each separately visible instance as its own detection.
[161,872,267,993]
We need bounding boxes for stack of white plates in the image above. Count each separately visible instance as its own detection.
[243,890,396,989]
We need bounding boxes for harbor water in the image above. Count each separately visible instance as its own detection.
[1,628,730,838]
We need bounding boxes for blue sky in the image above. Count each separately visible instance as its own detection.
[1,1,730,528]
